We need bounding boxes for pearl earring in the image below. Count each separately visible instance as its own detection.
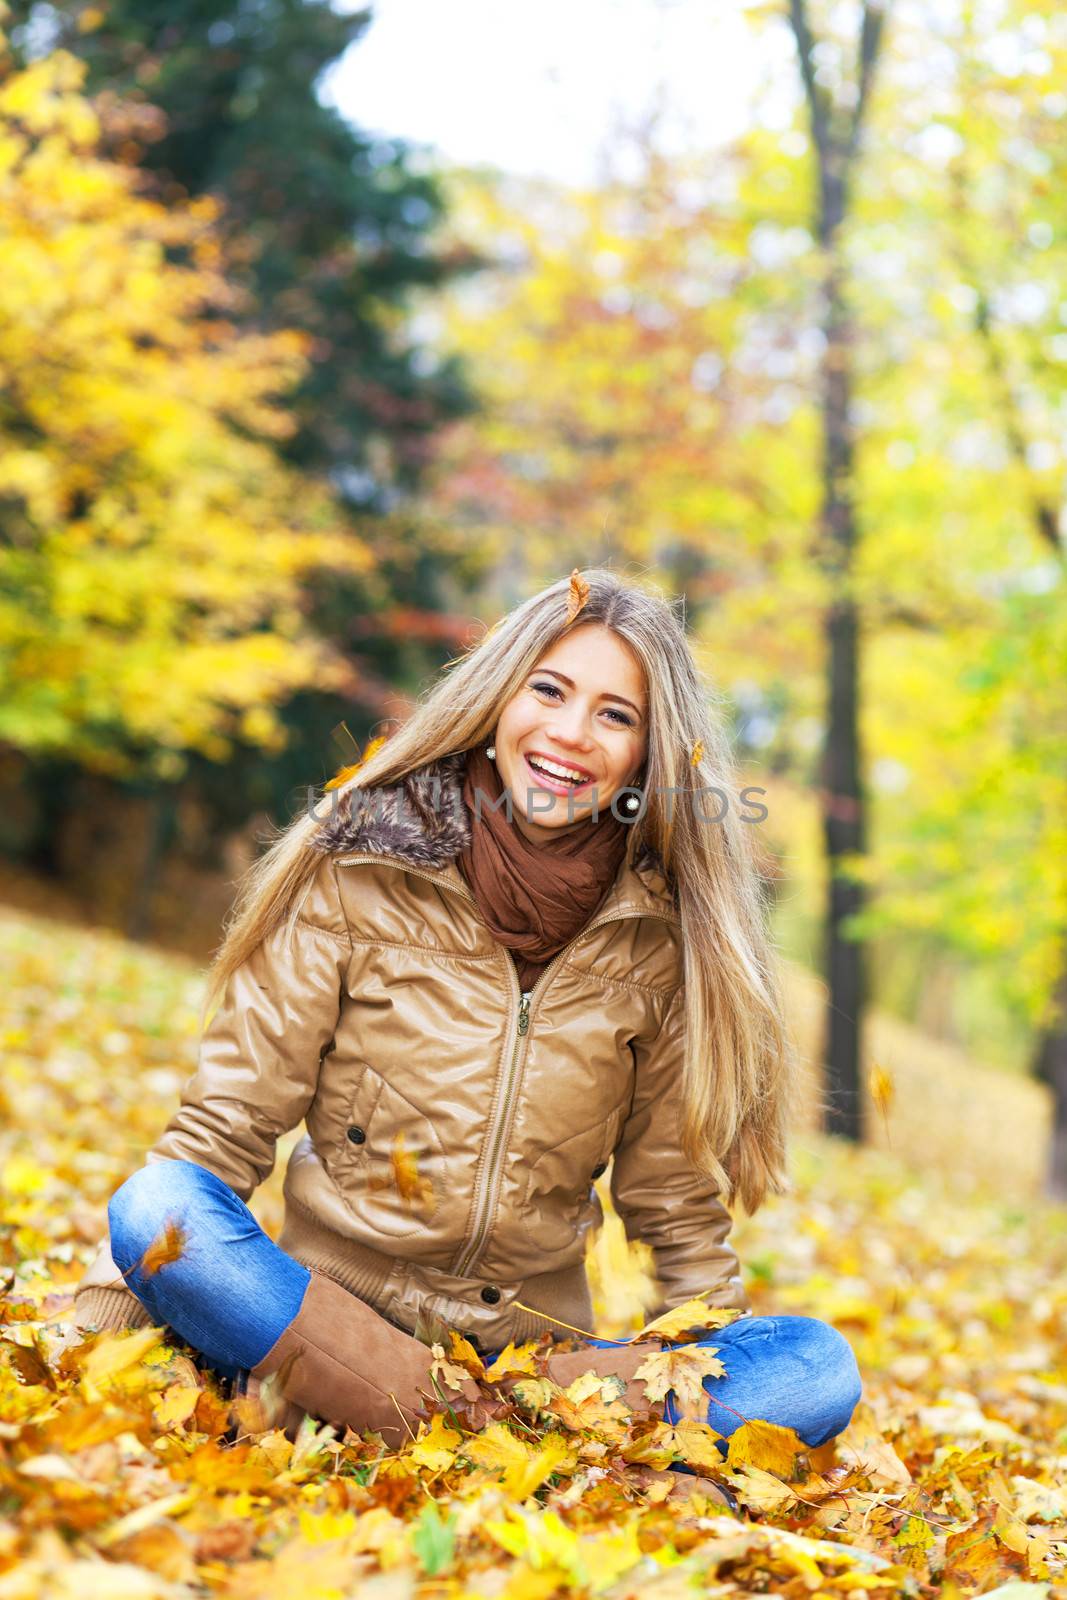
[621,792,641,815]
[486,744,496,760]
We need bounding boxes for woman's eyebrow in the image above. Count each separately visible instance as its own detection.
[533,668,644,719]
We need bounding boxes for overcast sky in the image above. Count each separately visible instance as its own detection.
[322,0,788,186]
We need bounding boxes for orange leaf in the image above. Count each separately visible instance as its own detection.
[564,569,590,625]
[138,1217,187,1277]
[323,762,362,792]
[368,1132,436,1214]
[447,1329,486,1379]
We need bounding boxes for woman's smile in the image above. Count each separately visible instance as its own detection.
[494,622,648,844]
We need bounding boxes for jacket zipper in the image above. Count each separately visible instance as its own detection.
[451,905,679,1280]
[334,852,677,1283]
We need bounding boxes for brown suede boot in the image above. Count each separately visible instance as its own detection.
[248,1270,735,1477]
[247,1272,680,1448]
[248,1272,487,1448]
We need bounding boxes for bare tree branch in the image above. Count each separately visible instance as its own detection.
[947,167,1065,562]
[787,0,832,168]
[846,1,888,164]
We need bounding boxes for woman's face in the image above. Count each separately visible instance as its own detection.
[492,623,649,845]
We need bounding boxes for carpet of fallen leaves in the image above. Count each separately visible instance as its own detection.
[2,905,1067,1600]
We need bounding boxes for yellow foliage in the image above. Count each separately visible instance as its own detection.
[0,50,371,776]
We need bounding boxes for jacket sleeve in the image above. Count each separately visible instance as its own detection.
[74,853,352,1332]
[610,984,751,1318]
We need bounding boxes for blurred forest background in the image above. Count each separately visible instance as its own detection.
[0,0,1064,1198]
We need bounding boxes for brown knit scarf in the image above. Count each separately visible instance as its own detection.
[455,744,631,990]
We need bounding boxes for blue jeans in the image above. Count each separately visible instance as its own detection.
[108,1159,862,1448]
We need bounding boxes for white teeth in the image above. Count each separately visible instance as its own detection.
[527,755,587,784]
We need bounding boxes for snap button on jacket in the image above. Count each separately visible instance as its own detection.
[75,752,750,1345]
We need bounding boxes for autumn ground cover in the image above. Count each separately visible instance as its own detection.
[2,903,1067,1599]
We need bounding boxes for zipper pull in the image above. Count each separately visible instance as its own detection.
[518,992,531,1035]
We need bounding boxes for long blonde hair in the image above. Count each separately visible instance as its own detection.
[203,568,800,1215]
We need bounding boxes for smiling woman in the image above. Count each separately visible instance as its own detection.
[491,625,648,838]
[74,568,860,1460]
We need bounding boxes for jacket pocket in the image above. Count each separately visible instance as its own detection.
[333,1063,445,1240]
[520,1099,629,1257]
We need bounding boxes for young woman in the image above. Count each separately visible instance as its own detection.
[75,570,861,1460]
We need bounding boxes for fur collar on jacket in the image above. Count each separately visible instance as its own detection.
[308,749,678,916]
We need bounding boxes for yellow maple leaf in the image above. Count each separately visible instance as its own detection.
[138,1216,187,1276]
[564,568,590,625]
[726,1461,802,1513]
[622,1417,726,1471]
[633,1346,726,1421]
[465,1421,576,1496]
[635,1296,744,1342]
[151,1384,201,1430]
[406,1410,462,1472]
[726,1417,806,1477]
[485,1340,541,1380]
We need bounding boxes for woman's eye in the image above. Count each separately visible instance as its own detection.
[530,682,633,728]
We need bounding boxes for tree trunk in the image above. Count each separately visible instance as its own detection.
[816,252,867,1140]
[1034,957,1067,1198]
[788,0,887,1143]
[125,787,178,942]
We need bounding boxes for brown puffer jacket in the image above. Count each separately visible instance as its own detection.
[75,751,750,1348]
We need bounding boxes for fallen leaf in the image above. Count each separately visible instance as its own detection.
[635,1297,744,1342]
[633,1346,727,1420]
[725,1462,801,1513]
[725,1418,807,1478]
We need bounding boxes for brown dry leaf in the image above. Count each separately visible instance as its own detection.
[725,1418,807,1477]
[3,1335,55,1389]
[633,1346,726,1420]
[635,1297,744,1342]
[138,1217,187,1277]
[564,568,590,624]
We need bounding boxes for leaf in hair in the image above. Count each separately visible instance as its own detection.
[564,568,590,624]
